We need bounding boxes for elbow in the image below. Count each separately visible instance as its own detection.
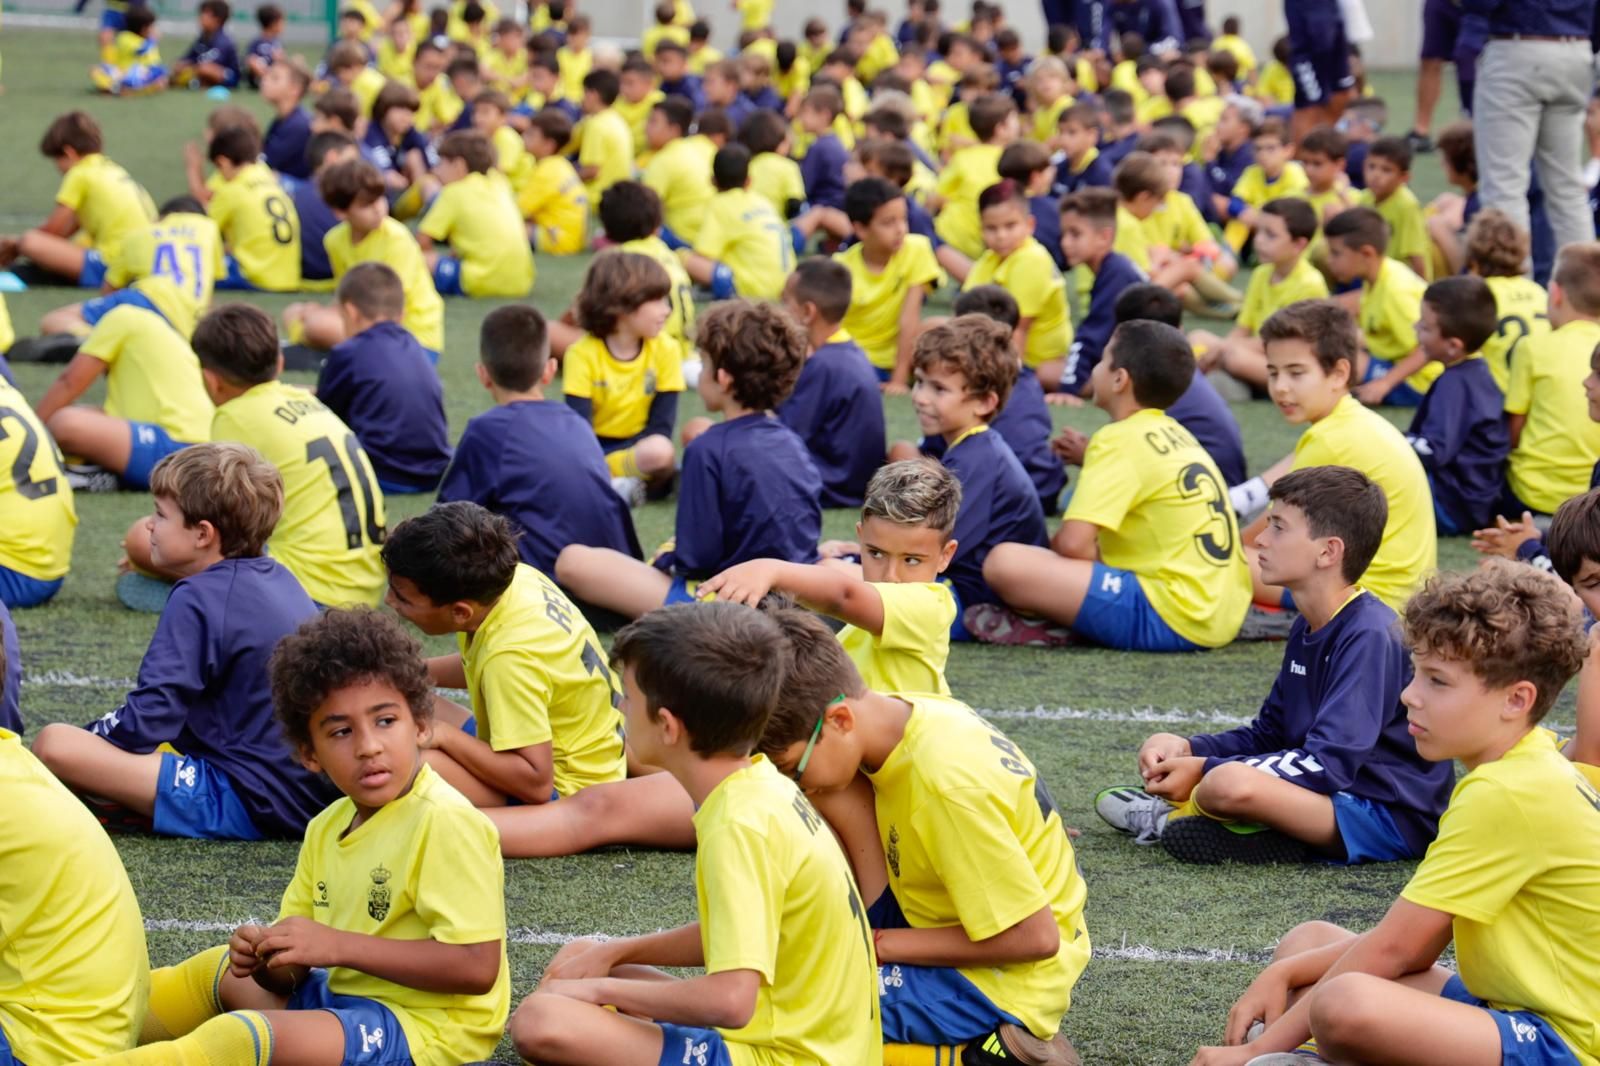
[459,945,503,996]
[1008,919,1061,964]
[706,983,758,1030]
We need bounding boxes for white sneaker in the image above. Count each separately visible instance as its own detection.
[610,475,647,508]
[65,462,120,493]
[1094,786,1173,844]
[681,357,703,390]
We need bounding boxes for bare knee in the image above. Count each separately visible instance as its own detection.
[1192,761,1260,816]
[31,722,85,775]
[1273,920,1352,962]
[886,439,921,463]
[554,545,596,589]
[1309,973,1386,1055]
[636,434,677,474]
[509,992,576,1060]
[679,418,712,449]
[39,306,86,336]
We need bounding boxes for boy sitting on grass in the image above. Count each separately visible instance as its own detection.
[1194,562,1597,1066]
[757,604,1087,1066]
[32,443,335,840]
[85,607,510,1066]
[509,603,882,1066]
[382,502,627,809]
[1097,466,1454,866]
[1358,134,1429,280]
[1055,187,1148,400]
[974,320,1252,653]
[418,129,536,298]
[680,143,795,301]
[1323,206,1435,407]
[557,300,821,619]
[0,377,75,609]
[517,109,590,255]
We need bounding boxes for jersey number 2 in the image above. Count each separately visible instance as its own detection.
[0,408,63,500]
[306,434,384,549]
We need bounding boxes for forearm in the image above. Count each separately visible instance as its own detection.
[326,930,500,994]
[876,912,1057,968]
[586,972,748,1029]
[34,366,96,422]
[1377,348,1426,386]
[607,923,706,969]
[771,562,882,631]
[437,731,552,802]
[427,653,467,688]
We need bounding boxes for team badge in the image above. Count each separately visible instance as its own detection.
[367,864,392,921]
[886,825,901,878]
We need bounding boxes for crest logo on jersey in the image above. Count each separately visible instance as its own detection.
[367,864,392,921]
[886,825,901,878]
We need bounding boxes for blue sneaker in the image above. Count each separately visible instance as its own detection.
[116,571,173,614]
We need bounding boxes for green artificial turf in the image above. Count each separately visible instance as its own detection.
[0,33,1505,1062]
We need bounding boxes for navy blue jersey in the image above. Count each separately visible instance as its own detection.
[1079,0,1183,52]
[181,29,241,85]
[800,133,851,211]
[1099,132,1140,170]
[1,601,20,734]
[316,322,450,490]
[1406,357,1510,532]
[437,400,641,574]
[87,558,336,836]
[290,179,336,282]
[663,413,822,578]
[246,34,282,73]
[776,337,886,508]
[1206,143,1255,202]
[1052,150,1114,199]
[744,86,784,112]
[659,75,705,110]
[1165,372,1248,487]
[362,123,436,176]
[264,108,312,180]
[1345,140,1369,190]
[1030,194,1067,271]
[923,367,1065,516]
[1063,251,1147,395]
[940,426,1048,608]
[1179,163,1216,224]
[906,196,941,246]
[1189,591,1455,857]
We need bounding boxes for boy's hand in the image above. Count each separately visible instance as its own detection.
[542,937,620,984]
[1045,391,1084,407]
[1353,376,1396,406]
[1144,755,1204,801]
[419,718,456,750]
[1051,427,1090,466]
[699,560,781,606]
[1223,959,1294,1045]
[1137,732,1192,778]
[818,540,860,560]
[1471,511,1539,559]
[255,916,345,971]
[881,377,910,396]
[1189,1046,1256,1066]
[228,924,269,977]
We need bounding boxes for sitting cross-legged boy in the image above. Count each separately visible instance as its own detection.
[206,124,303,292]
[680,143,796,301]
[31,443,337,840]
[315,263,451,496]
[757,604,1088,1066]
[83,607,510,1066]
[777,258,888,508]
[418,129,536,298]
[597,180,696,348]
[704,458,962,696]
[1193,562,1598,1066]
[1057,187,1148,399]
[438,305,641,577]
[126,304,388,607]
[963,179,1073,379]
[557,300,822,619]
[508,603,883,1066]
[974,320,1252,651]
[382,502,627,809]
[1097,466,1454,866]
[3,648,151,1064]
[1323,206,1436,407]
[1404,276,1511,536]
[0,376,76,609]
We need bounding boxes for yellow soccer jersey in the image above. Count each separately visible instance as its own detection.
[641,22,689,58]
[376,35,414,83]
[1180,94,1226,144]
[1505,318,1600,514]
[936,100,975,157]
[0,730,148,1063]
[346,63,388,118]
[208,162,301,291]
[1237,256,1329,334]
[1114,203,1153,272]
[418,172,535,297]
[1142,190,1211,253]
[1258,61,1294,105]
[735,0,772,31]
[556,44,592,103]
[620,234,696,344]
[1224,163,1310,251]
[417,77,464,133]
[55,152,157,266]
[459,564,626,796]
[837,235,943,371]
[445,0,497,38]
[687,43,723,76]
[279,764,508,1066]
[1215,33,1257,76]
[1135,94,1174,126]
[692,187,795,300]
[1361,185,1431,278]
[641,134,717,242]
[934,143,1002,259]
[1362,257,1441,393]
[1482,274,1550,392]
[562,333,687,440]
[210,380,386,606]
[0,296,11,354]
[963,240,1073,369]
[78,305,212,443]
[693,756,882,1065]
[857,30,898,83]
[1402,728,1600,1066]
[1066,409,1252,647]
[517,154,589,255]
[107,212,225,338]
[0,381,76,582]
[614,90,664,158]
[1293,394,1435,611]
[749,151,806,219]
[775,55,812,102]
[1029,95,1071,145]
[577,106,634,200]
[838,581,954,695]
[484,47,527,97]
[324,217,445,353]
[866,695,1091,1039]
[491,124,532,185]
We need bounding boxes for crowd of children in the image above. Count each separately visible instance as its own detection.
[3,0,1600,1063]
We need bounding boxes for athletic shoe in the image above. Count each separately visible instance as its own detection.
[1237,604,1298,642]
[961,1025,1081,1066]
[681,356,703,389]
[116,571,173,614]
[279,342,325,372]
[1160,815,1311,865]
[1094,786,1173,844]
[1405,130,1435,153]
[610,475,647,509]
[963,603,1076,647]
[5,332,80,363]
[1246,1053,1330,1065]
[65,463,121,493]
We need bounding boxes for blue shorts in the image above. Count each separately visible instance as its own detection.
[82,287,165,328]
[216,254,257,291]
[152,752,265,840]
[0,1020,24,1066]
[708,263,736,300]
[123,422,191,490]
[657,1023,733,1066]
[1426,472,1468,536]
[79,249,108,289]
[874,366,893,383]
[0,566,64,609]
[869,890,1024,1044]
[1420,0,1461,60]
[1071,564,1203,653]
[664,575,705,605]
[1360,356,1425,407]
[376,477,432,495]
[288,970,413,1065]
[1285,1,1354,110]
[1330,792,1414,864]
[432,255,465,296]
[1439,976,1581,1066]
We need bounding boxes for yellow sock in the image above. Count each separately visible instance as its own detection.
[86,1011,272,1066]
[1168,796,1204,821]
[884,1042,967,1065]
[145,945,229,1039]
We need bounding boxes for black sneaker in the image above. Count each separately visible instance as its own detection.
[1237,604,1299,642]
[1405,130,1435,153]
[962,1025,1081,1066]
[6,333,82,364]
[1160,815,1311,865]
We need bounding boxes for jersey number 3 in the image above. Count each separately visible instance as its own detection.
[1178,462,1235,565]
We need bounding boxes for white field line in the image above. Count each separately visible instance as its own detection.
[143,919,1269,962]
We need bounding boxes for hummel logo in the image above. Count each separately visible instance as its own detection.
[679,1037,711,1065]
[358,1024,384,1053]
[1509,1017,1540,1044]
[1289,661,1306,676]
[174,761,197,789]
[878,965,905,993]
[1100,571,1124,595]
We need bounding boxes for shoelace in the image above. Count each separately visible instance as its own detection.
[1125,796,1172,845]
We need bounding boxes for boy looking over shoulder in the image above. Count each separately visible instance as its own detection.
[509,603,882,1066]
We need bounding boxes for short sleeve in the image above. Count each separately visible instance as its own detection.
[475,650,555,750]
[78,309,128,369]
[910,784,1049,941]
[935,160,961,198]
[876,582,956,651]
[697,820,782,982]
[417,188,455,242]
[1401,776,1543,924]
[410,808,507,944]
[693,202,730,260]
[56,168,87,213]
[653,337,686,393]
[1504,336,1534,415]
[904,238,942,288]
[276,838,319,921]
[206,185,237,233]
[561,342,597,399]
[1064,428,1140,529]
[1009,254,1052,318]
